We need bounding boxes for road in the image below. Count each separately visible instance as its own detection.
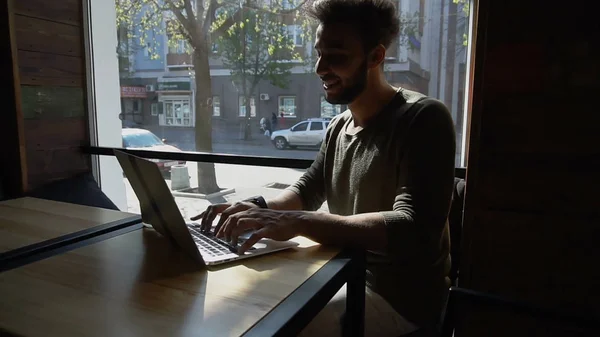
[212,143,318,160]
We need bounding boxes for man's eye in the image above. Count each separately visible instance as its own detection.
[325,54,347,65]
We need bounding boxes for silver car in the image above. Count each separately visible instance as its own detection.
[270,118,331,150]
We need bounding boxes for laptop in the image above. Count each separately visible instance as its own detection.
[114,149,298,267]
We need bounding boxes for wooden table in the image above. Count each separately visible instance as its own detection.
[0,227,365,337]
[0,197,141,270]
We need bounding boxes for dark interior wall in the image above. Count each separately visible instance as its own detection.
[0,1,27,198]
[4,0,90,192]
[460,0,599,335]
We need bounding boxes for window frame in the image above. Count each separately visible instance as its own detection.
[238,95,257,117]
[285,25,303,47]
[151,102,158,116]
[319,95,341,118]
[278,95,297,119]
[212,96,221,117]
[160,97,193,127]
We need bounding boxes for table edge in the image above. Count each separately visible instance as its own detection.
[242,249,358,337]
[0,215,143,273]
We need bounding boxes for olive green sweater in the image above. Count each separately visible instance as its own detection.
[288,89,456,327]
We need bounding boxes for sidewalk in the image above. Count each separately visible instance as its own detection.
[124,163,329,221]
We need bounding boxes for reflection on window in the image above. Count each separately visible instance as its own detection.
[310,121,323,131]
[292,121,308,132]
[162,99,192,127]
[151,103,158,116]
[279,96,297,118]
[320,96,341,118]
[239,96,256,117]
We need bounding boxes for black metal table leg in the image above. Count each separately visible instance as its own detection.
[343,250,366,337]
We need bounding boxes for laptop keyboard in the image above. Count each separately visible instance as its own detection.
[188,226,249,257]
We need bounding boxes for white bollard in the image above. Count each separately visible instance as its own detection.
[170,165,190,191]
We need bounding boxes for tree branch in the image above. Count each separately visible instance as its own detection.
[202,0,218,37]
[183,0,196,24]
[211,0,308,41]
[164,0,199,44]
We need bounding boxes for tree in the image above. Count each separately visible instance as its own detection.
[115,0,307,194]
[214,5,303,139]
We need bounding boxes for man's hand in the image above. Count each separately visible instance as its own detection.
[191,201,259,234]
[216,208,306,254]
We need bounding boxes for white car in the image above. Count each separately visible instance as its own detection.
[121,128,186,173]
[270,118,331,150]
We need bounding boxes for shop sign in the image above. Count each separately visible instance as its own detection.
[157,82,191,91]
[120,86,147,98]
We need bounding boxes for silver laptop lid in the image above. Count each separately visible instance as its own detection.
[114,150,204,265]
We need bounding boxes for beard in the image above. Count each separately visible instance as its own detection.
[323,60,368,105]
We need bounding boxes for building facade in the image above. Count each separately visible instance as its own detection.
[117,0,468,149]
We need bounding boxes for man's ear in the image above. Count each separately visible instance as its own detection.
[368,44,386,69]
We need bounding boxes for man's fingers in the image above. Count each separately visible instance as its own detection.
[198,204,229,232]
[214,202,252,234]
[230,219,262,247]
[239,228,270,254]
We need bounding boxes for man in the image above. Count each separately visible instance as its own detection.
[193,0,456,335]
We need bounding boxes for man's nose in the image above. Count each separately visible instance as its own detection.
[315,57,329,76]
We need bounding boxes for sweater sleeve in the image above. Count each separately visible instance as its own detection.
[286,116,342,211]
[379,99,456,261]
[286,141,327,211]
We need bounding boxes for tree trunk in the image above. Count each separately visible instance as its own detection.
[244,96,252,140]
[193,50,221,194]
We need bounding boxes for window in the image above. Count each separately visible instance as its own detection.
[286,25,303,46]
[320,96,342,118]
[169,39,188,54]
[310,122,323,131]
[88,0,473,210]
[212,96,220,117]
[292,122,308,132]
[279,96,297,118]
[238,96,256,117]
[281,0,298,9]
[143,42,151,58]
[162,99,192,127]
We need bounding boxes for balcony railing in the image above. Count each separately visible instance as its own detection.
[166,53,193,67]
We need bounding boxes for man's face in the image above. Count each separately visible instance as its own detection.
[314,23,369,105]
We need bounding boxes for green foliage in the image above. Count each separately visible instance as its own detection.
[214,5,305,93]
[453,0,471,47]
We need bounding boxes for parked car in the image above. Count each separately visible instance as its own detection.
[121,128,186,173]
[270,118,331,150]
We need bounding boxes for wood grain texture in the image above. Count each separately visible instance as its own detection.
[12,0,81,26]
[14,14,82,56]
[19,50,84,87]
[0,197,136,253]
[23,118,89,189]
[0,228,339,337]
[21,86,85,119]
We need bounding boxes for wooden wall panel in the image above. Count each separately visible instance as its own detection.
[5,0,90,191]
[25,118,89,188]
[459,0,600,335]
[21,86,85,119]
[19,50,84,87]
[12,0,81,26]
[14,16,82,56]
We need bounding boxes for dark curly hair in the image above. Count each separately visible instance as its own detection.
[306,0,400,52]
